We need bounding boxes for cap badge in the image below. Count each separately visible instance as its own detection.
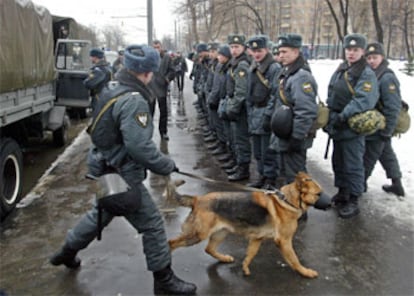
[369,46,375,52]
[350,40,356,46]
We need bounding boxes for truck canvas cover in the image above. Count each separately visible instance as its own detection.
[0,0,55,93]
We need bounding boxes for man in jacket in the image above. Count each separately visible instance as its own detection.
[83,48,112,110]
[149,40,176,141]
[50,44,197,295]
[245,35,281,189]
[364,42,405,197]
[325,34,379,218]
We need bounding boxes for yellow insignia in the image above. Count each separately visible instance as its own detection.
[302,82,313,93]
[135,112,149,128]
[368,46,375,52]
[252,42,258,48]
[362,82,372,92]
[89,73,94,78]
[234,37,239,42]
[350,40,356,46]
[239,71,245,78]
[388,83,396,93]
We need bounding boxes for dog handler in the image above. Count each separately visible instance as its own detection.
[49,44,197,295]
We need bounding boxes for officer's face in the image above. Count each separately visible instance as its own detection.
[345,47,365,64]
[152,43,162,53]
[209,49,218,60]
[251,48,268,62]
[217,54,229,64]
[278,47,300,66]
[230,44,244,58]
[366,54,383,70]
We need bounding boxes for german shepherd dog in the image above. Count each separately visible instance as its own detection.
[168,172,323,278]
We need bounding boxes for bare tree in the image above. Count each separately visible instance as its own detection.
[101,25,125,50]
[371,0,384,43]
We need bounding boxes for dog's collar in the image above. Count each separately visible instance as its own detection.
[272,190,302,212]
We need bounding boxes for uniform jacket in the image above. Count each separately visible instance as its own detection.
[83,59,112,97]
[225,52,250,120]
[205,58,219,94]
[173,55,188,74]
[247,52,281,135]
[367,60,401,140]
[149,50,175,98]
[273,54,317,149]
[89,68,175,183]
[207,60,231,109]
[326,58,379,141]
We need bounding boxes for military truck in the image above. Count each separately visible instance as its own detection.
[0,0,93,219]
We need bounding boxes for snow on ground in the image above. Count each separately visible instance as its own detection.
[308,59,413,228]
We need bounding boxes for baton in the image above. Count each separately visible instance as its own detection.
[324,136,331,159]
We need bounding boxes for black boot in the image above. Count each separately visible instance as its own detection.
[217,153,232,162]
[228,164,249,181]
[221,159,236,169]
[338,194,360,219]
[331,187,349,208]
[246,176,266,188]
[153,265,197,295]
[211,144,227,155]
[50,245,81,269]
[382,178,405,197]
[262,178,276,190]
[225,165,238,175]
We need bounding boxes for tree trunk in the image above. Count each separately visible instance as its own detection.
[371,0,384,43]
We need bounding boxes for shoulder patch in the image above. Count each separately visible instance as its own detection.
[388,83,396,93]
[135,112,149,128]
[302,82,313,93]
[362,82,372,92]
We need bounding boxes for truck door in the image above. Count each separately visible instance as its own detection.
[55,39,92,118]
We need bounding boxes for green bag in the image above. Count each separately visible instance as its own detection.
[394,101,411,135]
[314,98,329,129]
[347,109,386,135]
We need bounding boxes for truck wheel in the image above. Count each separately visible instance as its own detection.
[53,114,70,147]
[0,138,23,219]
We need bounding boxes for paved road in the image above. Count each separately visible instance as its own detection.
[1,79,413,296]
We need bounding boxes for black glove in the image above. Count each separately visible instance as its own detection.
[263,115,271,133]
[209,101,219,110]
[288,137,303,152]
[172,165,180,173]
[331,112,345,129]
[189,74,194,80]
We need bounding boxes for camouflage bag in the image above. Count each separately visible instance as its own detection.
[394,100,410,135]
[347,109,386,135]
[313,97,329,129]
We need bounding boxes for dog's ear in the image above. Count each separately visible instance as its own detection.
[294,171,309,191]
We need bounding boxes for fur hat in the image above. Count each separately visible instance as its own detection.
[124,44,160,73]
[196,43,209,53]
[277,34,302,48]
[89,48,104,59]
[218,44,231,58]
[343,33,366,49]
[365,42,385,56]
[247,35,269,50]
[208,42,220,51]
[227,34,246,45]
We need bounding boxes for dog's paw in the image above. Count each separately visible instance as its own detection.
[220,255,234,263]
[301,268,318,278]
[242,265,251,276]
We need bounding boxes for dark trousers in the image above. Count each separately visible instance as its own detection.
[150,96,168,135]
[176,72,185,91]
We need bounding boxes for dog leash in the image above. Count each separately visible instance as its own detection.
[175,171,301,211]
[176,170,267,192]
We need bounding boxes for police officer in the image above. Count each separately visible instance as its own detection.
[83,48,112,110]
[225,34,252,182]
[246,35,281,188]
[149,40,176,141]
[364,42,405,196]
[50,44,197,295]
[325,34,379,218]
[207,44,233,164]
[192,44,211,127]
[112,49,124,75]
[271,34,317,188]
